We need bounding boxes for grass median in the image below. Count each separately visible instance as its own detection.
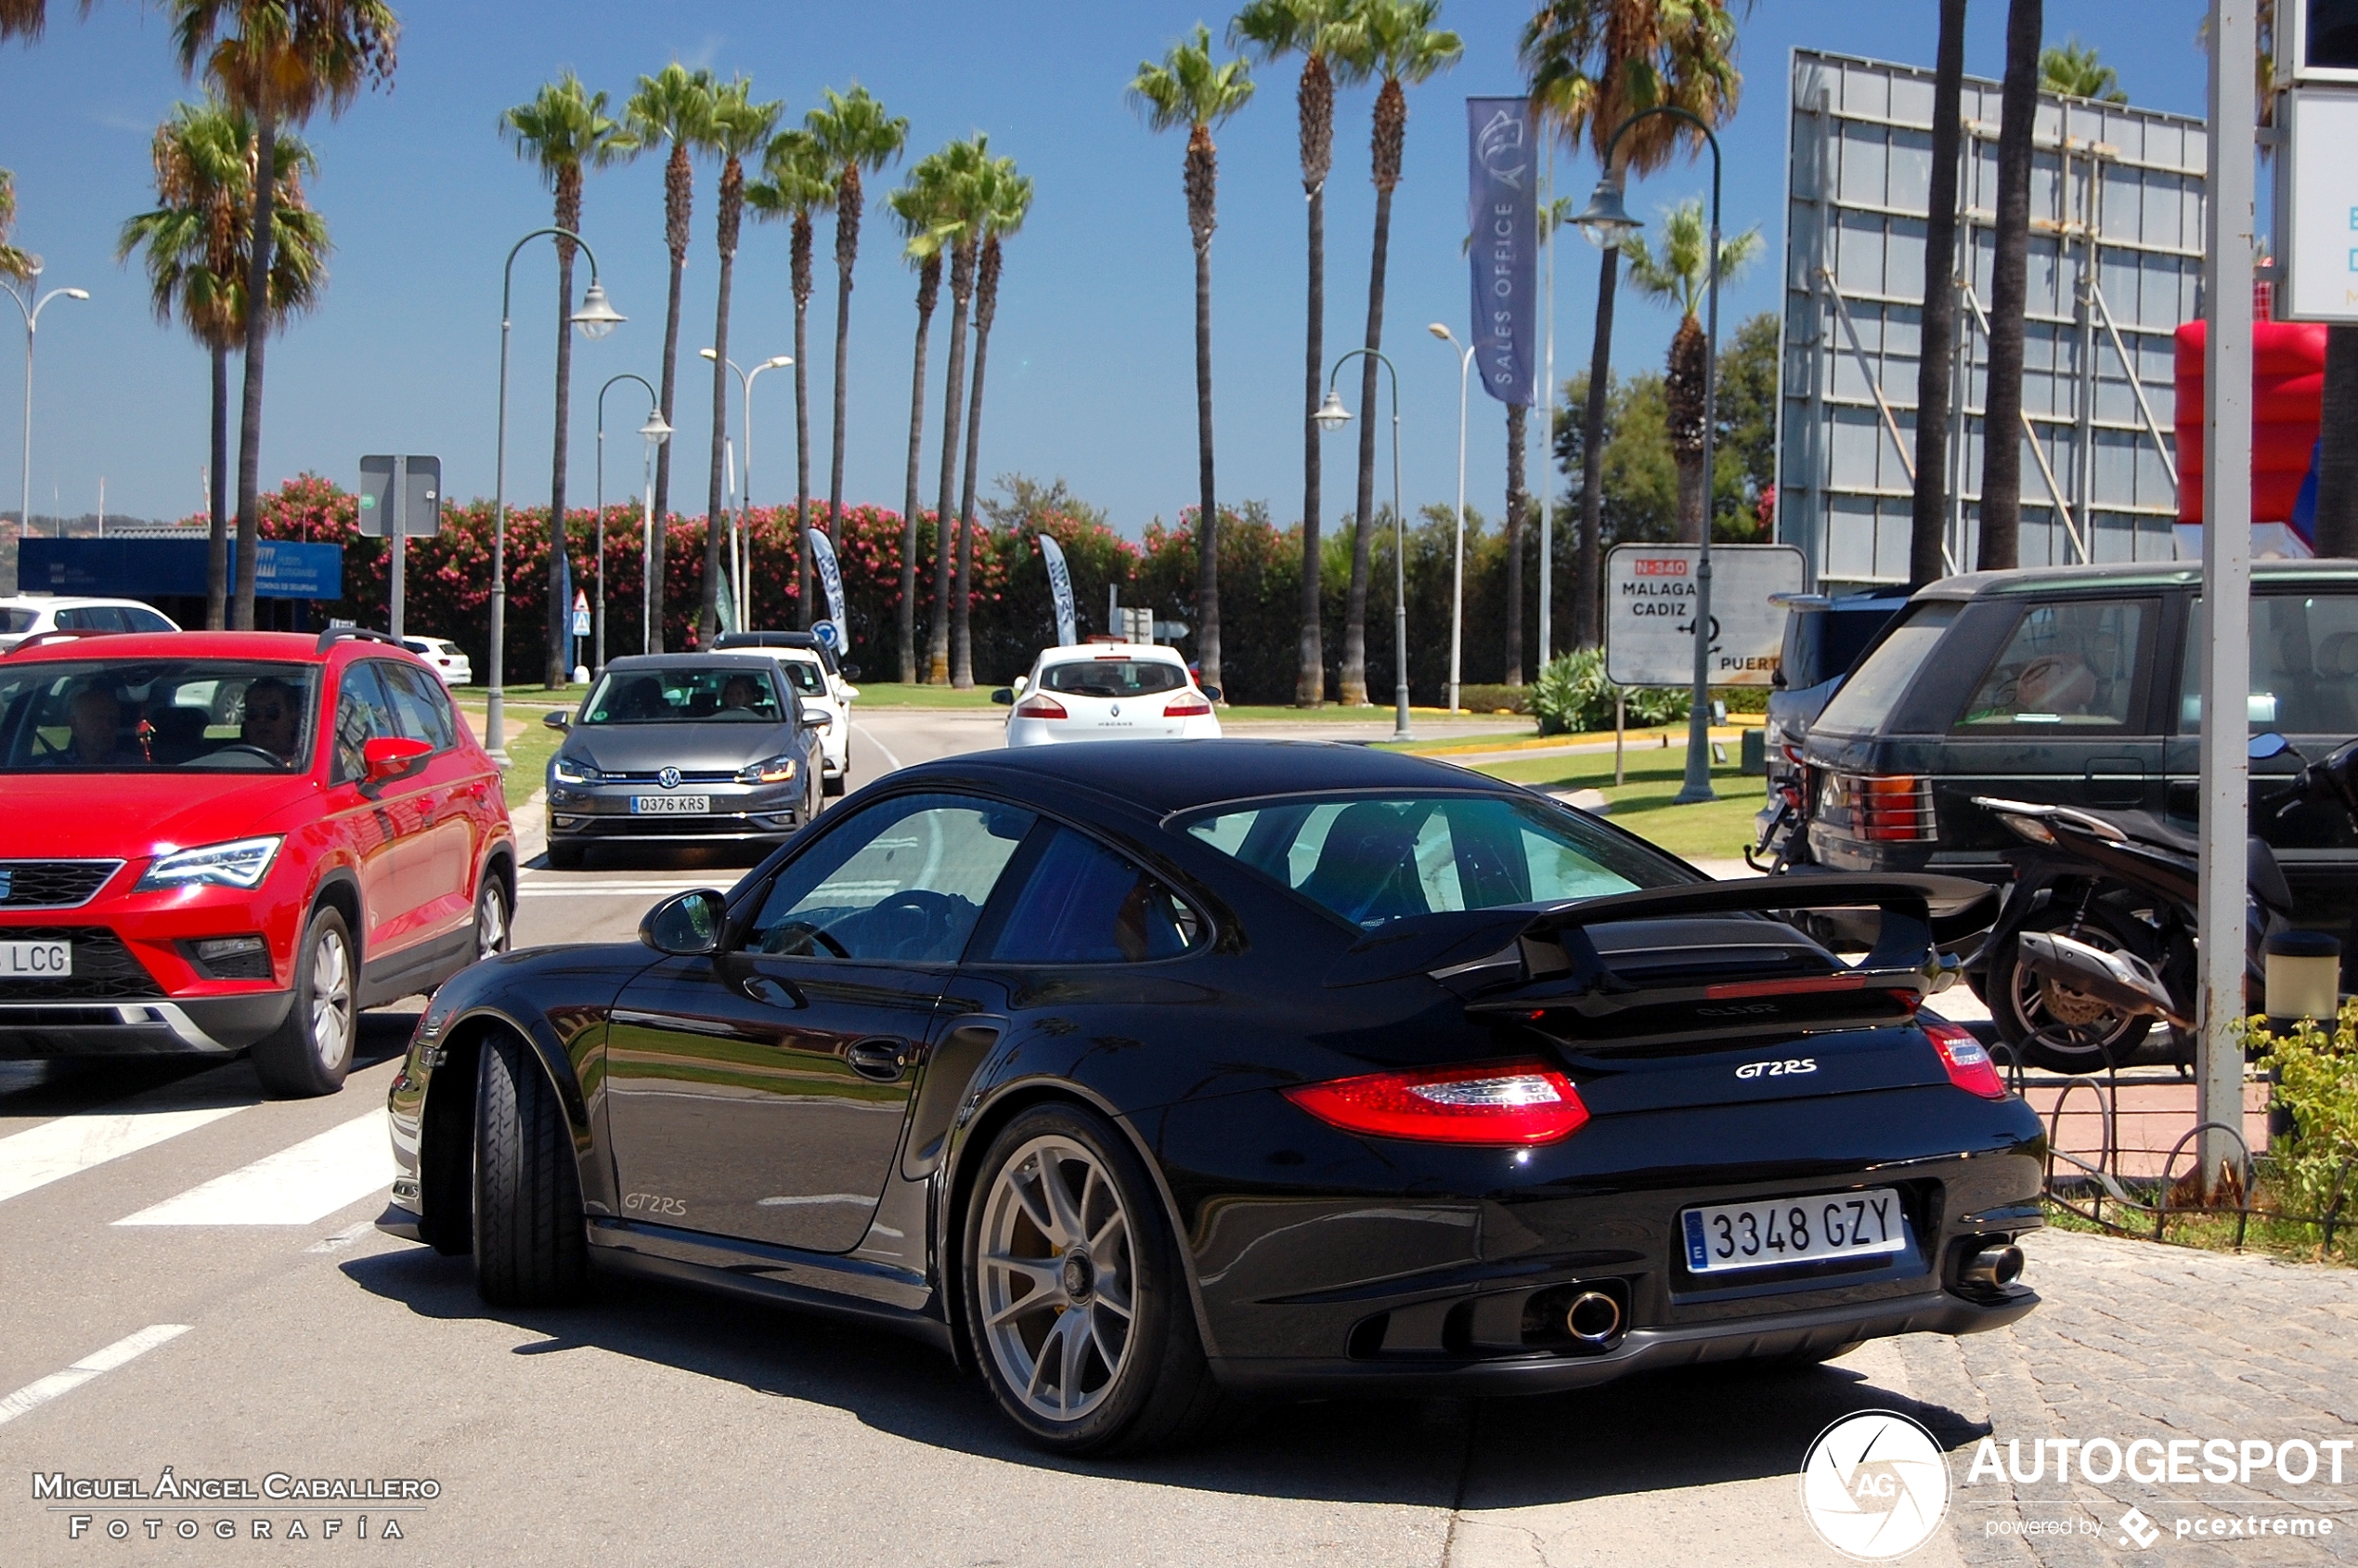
[1471,745,1765,863]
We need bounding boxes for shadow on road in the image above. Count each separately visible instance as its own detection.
[0,1008,417,1115]
[340,1245,1983,1506]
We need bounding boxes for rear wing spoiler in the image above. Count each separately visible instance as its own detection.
[1328,873,1996,1043]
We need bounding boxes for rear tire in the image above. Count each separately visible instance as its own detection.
[543,840,585,872]
[963,1104,1232,1456]
[1982,898,2155,1072]
[472,1031,589,1308]
[249,906,356,1098]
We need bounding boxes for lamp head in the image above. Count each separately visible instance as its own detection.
[698,347,719,361]
[571,280,625,339]
[1573,176,1641,250]
[764,355,793,369]
[639,410,672,446]
[1314,388,1352,433]
[1427,322,1452,341]
[62,288,88,301]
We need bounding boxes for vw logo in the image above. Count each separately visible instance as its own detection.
[657,767,681,789]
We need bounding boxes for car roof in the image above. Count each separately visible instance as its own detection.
[0,595,168,611]
[900,738,1520,818]
[1915,559,2358,601]
[601,652,785,672]
[1037,642,1186,665]
[2,630,322,664]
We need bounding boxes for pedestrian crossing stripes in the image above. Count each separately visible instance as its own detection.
[114,1110,395,1227]
[0,1102,248,1206]
[0,1325,190,1428]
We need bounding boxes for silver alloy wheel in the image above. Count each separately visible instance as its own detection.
[476,882,509,961]
[309,926,354,1071]
[2009,921,2140,1056]
[977,1134,1136,1423]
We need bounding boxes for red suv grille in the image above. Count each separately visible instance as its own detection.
[0,860,122,910]
[0,928,162,1000]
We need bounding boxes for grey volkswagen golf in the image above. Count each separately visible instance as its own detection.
[541,654,829,869]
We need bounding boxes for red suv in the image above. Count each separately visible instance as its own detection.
[0,627,515,1095]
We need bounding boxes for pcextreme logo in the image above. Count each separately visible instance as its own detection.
[1798,1410,1951,1562]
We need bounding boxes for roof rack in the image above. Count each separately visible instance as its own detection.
[315,625,406,655]
[5,628,116,655]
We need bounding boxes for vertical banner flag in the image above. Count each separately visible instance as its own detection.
[1039,534,1077,648]
[1466,97,1537,408]
[806,528,848,630]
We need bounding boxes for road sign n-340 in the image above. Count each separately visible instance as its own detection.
[1604,543,1805,689]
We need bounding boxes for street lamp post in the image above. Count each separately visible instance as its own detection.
[1428,324,1475,715]
[638,408,671,654]
[596,372,659,675]
[489,227,623,767]
[1315,349,1411,741]
[1,265,89,552]
[1574,107,1722,804]
[700,348,790,629]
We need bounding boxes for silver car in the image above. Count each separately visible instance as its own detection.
[542,654,829,869]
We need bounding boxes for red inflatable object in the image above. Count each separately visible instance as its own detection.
[2175,318,2326,525]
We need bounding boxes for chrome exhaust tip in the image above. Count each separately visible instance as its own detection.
[1565,1289,1625,1345]
[1961,1243,2024,1289]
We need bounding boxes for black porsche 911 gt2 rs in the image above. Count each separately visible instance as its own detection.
[377,740,2042,1455]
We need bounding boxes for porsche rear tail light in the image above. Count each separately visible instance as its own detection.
[1924,1018,2007,1099]
[1283,1060,1589,1145]
[1163,692,1213,718]
[1823,771,1937,842]
[1013,693,1069,719]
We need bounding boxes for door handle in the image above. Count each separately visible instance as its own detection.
[742,975,803,1009]
[847,1038,907,1082]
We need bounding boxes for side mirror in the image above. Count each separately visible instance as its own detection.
[641,888,727,956]
[361,735,432,785]
[1771,667,1789,690]
[797,703,833,729]
[542,709,570,732]
[991,688,1015,706]
[2250,732,2292,761]
[1199,684,1223,705]
[840,662,862,680]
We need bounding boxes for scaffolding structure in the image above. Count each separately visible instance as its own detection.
[1776,49,2206,589]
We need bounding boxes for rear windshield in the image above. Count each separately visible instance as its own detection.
[0,608,33,634]
[0,659,318,772]
[581,667,783,724]
[1039,658,1188,698]
[1812,603,1959,737]
[1180,792,1686,930]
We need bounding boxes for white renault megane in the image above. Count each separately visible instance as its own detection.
[993,641,1221,747]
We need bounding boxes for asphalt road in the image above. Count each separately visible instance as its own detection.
[4,709,2350,1565]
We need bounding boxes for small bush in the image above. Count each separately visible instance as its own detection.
[1529,649,1692,736]
[1454,683,1530,715]
[2248,1006,2358,1221]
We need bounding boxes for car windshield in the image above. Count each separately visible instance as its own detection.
[778,658,828,696]
[579,667,784,724]
[1038,658,1187,698]
[1813,603,1960,736]
[0,608,36,634]
[0,659,318,772]
[1180,792,1688,930]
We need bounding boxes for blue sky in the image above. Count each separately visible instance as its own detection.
[0,1,2214,537]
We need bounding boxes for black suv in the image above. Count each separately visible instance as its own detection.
[1803,562,2358,971]
[1757,590,1909,850]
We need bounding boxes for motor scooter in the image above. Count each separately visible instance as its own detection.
[1966,732,2358,1072]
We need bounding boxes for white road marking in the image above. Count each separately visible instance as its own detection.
[851,720,904,774]
[115,1110,394,1227]
[0,1325,190,1428]
[0,1104,249,1207]
[304,1217,382,1254]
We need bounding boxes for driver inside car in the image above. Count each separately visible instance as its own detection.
[45,682,139,766]
[239,677,302,762]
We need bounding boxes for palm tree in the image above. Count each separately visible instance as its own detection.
[170,0,397,630]
[887,155,952,680]
[1622,198,1760,542]
[1232,0,1368,706]
[622,62,719,641]
[0,169,34,281]
[1911,0,1966,589]
[951,154,1035,689]
[502,71,628,687]
[119,99,325,628]
[746,128,832,624]
[1523,0,1743,649]
[698,77,786,643]
[2040,37,2125,101]
[1130,24,1255,698]
[924,135,991,683]
[805,85,910,549]
[1978,0,2041,572]
[1335,0,1459,705]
